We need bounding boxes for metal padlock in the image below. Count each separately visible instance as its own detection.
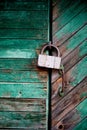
[38,44,61,69]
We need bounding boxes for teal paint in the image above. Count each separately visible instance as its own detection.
[74,118,87,130]
[0,1,48,11]
[71,56,87,87]
[54,0,86,31]
[55,8,87,40]
[0,0,49,129]
[0,83,47,98]
[76,99,87,118]
[79,40,87,57]
[67,25,87,50]
[0,39,48,49]
[74,99,87,130]
[0,49,38,58]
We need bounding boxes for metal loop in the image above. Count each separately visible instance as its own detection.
[41,44,60,57]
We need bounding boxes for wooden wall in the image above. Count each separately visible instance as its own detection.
[0,0,49,129]
[52,0,87,130]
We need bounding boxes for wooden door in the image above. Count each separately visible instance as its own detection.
[0,0,49,129]
[52,0,87,130]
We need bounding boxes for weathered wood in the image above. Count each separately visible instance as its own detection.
[0,98,46,112]
[0,11,48,21]
[0,69,47,82]
[52,77,87,127]
[53,0,77,21]
[62,40,87,73]
[52,40,87,83]
[0,39,48,49]
[0,83,47,98]
[0,58,37,70]
[0,1,48,11]
[53,0,86,38]
[0,49,40,58]
[73,118,87,130]
[59,25,87,58]
[0,29,47,40]
[0,0,49,129]
[53,99,87,130]
[52,56,87,107]
[0,11,48,29]
[53,8,87,43]
[0,111,46,128]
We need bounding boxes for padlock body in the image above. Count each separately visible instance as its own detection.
[38,54,61,69]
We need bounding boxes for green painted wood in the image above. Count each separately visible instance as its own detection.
[0,58,37,70]
[53,0,86,39]
[0,69,47,82]
[0,111,46,128]
[58,25,87,58]
[52,78,87,130]
[0,11,48,29]
[52,40,87,83]
[54,8,87,44]
[0,11,48,21]
[0,0,49,129]
[0,39,48,49]
[0,1,48,11]
[74,118,87,130]
[54,98,87,130]
[52,56,87,109]
[0,29,47,39]
[63,40,87,72]
[70,56,87,87]
[0,98,46,111]
[0,49,39,58]
[0,83,47,98]
[53,0,77,21]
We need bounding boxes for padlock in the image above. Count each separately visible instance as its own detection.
[38,44,61,69]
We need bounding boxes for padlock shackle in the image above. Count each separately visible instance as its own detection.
[41,44,60,57]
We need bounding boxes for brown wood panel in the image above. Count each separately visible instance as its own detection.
[52,77,87,127]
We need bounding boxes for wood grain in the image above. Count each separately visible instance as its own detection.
[52,77,87,127]
[53,0,86,36]
[52,56,87,105]
[0,1,48,11]
[53,99,87,130]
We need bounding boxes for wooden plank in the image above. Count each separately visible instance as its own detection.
[0,1,48,11]
[52,56,87,106]
[0,128,45,130]
[0,111,46,128]
[53,99,87,130]
[53,8,87,44]
[0,11,48,21]
[0,29,47,40]
[0,49,38,58]
[0,11,48,29]
[0,10,48,29]
[0,49,40,58]
[0,19,48,29]
[0,58,37,70]
[73,118,87,130]
[0,83,47,98]
[53,0,77,21]
[58,25,87,58]
[0,0,47,2]
[52,40,87,83]
[0,68,48,82]
[0,39,48,49]
[53,0,86,37]
[62,40,87,73]
[52,77,87,127]
[0,98,46,112]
